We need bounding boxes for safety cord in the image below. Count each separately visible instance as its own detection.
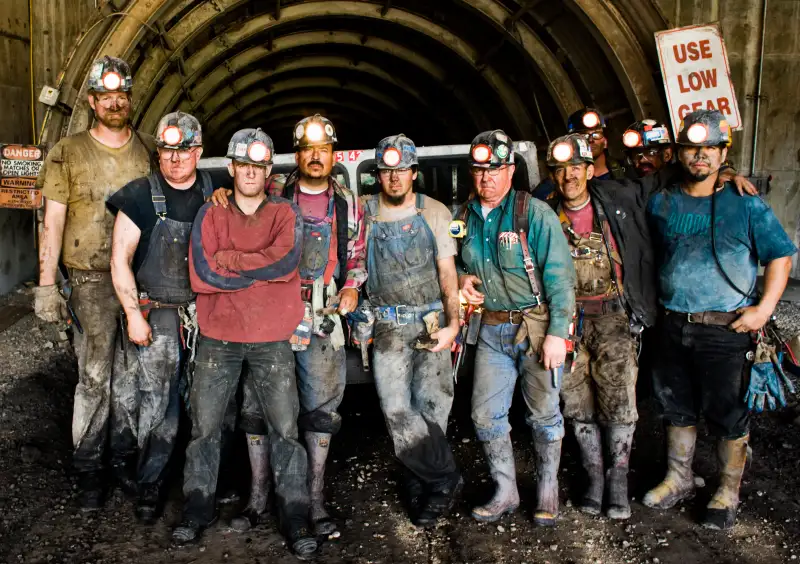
[710,188,758,300]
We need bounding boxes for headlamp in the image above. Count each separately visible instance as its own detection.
[382,148,401,167]
[247,141,269,163]
[582,112,600,129]
[305,122,325,143]
[552,142,573,163]
[686,123,709,144]
[471,144,491,163]
[102,72,122,91]
[622,130,642,148]
[162,126,183,147]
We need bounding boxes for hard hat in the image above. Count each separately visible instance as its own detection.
[87,56,133,93]
[226,128,274,166]
[622,119,672,150]
[546,133,595,167]
[567,107,606,133]
[155,112,203,150]
[469,130,515,168]
[676,109,732,147]
[375,134,418,169]
[293,114,337,149]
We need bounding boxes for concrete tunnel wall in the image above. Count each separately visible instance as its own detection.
[0,0,798,294]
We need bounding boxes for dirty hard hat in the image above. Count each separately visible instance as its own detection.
[677,109,732,147]
[546,133,594,168]
[622,119,672,150]
[469,130,515,169]
[155,112,203,149]
[87,56,133,93]
[567,107,606,133]
[226,128,274,166]
[375,134,418,170]
[293,114,337,149]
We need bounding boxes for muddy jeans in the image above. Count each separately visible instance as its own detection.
[561,312,638,425]
[472,322,565,443]
[372,317,458,489]
[182,336,309,530]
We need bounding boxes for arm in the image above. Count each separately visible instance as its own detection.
[39,199,66,285]
[731,257,792,333]
[190,204,254,293]
[110,212,151,345]
[429,256,461,352]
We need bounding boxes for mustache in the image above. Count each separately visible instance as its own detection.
[308,160,323,167]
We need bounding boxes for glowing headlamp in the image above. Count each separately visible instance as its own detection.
[247,141,269,163]
[471,144,491,164]
[552,142,573,163]
[305,122,325,143]
[102,72,122,91]
[161,126,183,147]
[382,148,401,167]
[582,112,600,129]
[686,123,709,144]
[622,130,642,148]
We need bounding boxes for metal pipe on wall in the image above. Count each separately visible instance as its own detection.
[750,0,768,174]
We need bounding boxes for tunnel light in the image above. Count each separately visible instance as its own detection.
[247,141,269,162]
[552,142,573,162]
[686,123,708,144]
[582,112,600,129]
[102,72,122,91]
[382,148,401,167]
[471,144,491,163]
[622,130,642,148]
[305,122,325,142]
[161,126,183,147]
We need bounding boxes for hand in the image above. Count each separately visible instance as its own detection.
[33,284,68,323]
[459,274,485,305]
[730,305,771,333]
[127,313,152,346]
[718,169,758,196]
[541,334,567,371]
[214,250,235,270]
[336,288,359,315]
[210,188,233,207]
[429,323,460,353]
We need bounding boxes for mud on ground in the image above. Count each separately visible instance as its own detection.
[1,286,799,564]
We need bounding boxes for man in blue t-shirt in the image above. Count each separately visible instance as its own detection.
[644,110,796,531]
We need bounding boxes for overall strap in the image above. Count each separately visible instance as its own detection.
[196,169,213,200]
[512,190,543,303]
[415,192,425,212]
[365,193,380,220]
[148,173,167,219]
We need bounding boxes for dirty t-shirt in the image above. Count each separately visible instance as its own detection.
[296,185,331,221]
[366,193,457,259]
[37,130,155,271]
[647,183,797,313]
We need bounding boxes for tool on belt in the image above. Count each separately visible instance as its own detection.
[348,299,375,370]
[452,304,482,382]
[291,302,314,351]
[56,264,83,334]
[745,329,796,412]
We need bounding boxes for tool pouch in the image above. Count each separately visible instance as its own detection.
[465,309,482,345]
[513,306,550,357]
[290,302,313,351]
[348,299,375,370]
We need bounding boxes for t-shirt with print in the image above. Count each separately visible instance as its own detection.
[37,130,155,271]
[365,193,457,259]
[647,183,797,313]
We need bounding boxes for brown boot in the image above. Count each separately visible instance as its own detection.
[703,434,749,531]
[572,422,604,516]
[605,424,635,520]
[533,439,562,527]
[643,426,697,509]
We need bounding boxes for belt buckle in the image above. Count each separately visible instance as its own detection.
[509,310,521,324]
[687,312,695,323]
[395,305,408,325]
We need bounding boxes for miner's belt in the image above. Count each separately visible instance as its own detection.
[68,269,111,285]
[482,304,549,326]
[374,301,443,326]
[578,298,624,317]
[666,309,739,326]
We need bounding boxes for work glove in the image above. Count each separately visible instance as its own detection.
[33,284,68,323]
[744,341,796,412]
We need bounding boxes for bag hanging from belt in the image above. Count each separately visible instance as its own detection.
[512,305,551,357]
[745,329,796,412]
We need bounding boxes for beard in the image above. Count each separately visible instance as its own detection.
[95,110,129,130]
[384,192,406,205]
[684,170,710,182]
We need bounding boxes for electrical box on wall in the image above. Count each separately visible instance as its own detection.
[38,86,60,107]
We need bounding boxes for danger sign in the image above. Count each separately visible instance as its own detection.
[655,24,742,137]
[0,143,45,210]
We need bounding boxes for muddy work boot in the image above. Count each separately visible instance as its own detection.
[231,434,270,533]
[471,435,520,522]
[605,423,635,520]
[572,422,604,516]
[110,457,138,498]
[306,431,337,536]
[287,525,318,561]
[643,425,697,509]
[533,439,562,527]
[76,470,106,511]
[703,434,749,531]
[135,482,162,525]
[402,471,425,515]
[414,473,464,528]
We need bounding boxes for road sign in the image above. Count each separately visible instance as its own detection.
[655,23,742,137]
[0,144,45,209]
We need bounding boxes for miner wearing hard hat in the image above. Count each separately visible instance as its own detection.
[457,129,575,526]
[643,109,796,530]
[621,119,673,177]
[362,133,463,527]
[34,55,156,510]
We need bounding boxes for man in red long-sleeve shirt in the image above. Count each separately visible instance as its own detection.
[172,129,317,559]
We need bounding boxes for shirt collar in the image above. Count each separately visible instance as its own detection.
[468,189,515,216]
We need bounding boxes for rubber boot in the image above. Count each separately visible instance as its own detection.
[533,439,562,527]
[306,432,336,536]
[414,472,464,528]
[572,422,604,515]
[230,434,270,533]
[77,470,106,511]
[471,435,520,522]
[135,481,162,524]
[605,423,635,520]
[643,426,697,509]
[703,434,749,531]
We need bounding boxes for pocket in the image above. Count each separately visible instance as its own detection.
[498,242,524,270]
[460,235,479,268]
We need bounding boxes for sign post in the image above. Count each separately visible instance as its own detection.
[0,144,45,209]
[655,23,742,138]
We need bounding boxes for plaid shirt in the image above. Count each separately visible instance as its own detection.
[267,172,367,290]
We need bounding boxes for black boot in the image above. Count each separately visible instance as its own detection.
[287,524,318,560]
[77,470,106,511]
[135,482,162,525]
[110,457,137,498]
[414,473,463,528]
[572,422,604,516]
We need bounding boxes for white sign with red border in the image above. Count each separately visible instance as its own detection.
[655,23,742,138]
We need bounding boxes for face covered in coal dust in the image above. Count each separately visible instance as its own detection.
[378,167,417,206]
[470,164,515,208]
[552,163,594,206]
[158,147,202,186]
[228,161,271,198]
[678,145,727,183]
[88,92,131,130]
[296,144,334,180]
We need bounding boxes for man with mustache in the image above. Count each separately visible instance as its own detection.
[644,109,796,530]
[621,119,673,177]
[363,134,463,526]
[34,56,156,509]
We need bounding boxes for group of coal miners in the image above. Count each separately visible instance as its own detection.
[33,56,797,560]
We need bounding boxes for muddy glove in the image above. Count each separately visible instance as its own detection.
[413,310,442,350]
[33,284,68,323]
[745,341,796,412]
